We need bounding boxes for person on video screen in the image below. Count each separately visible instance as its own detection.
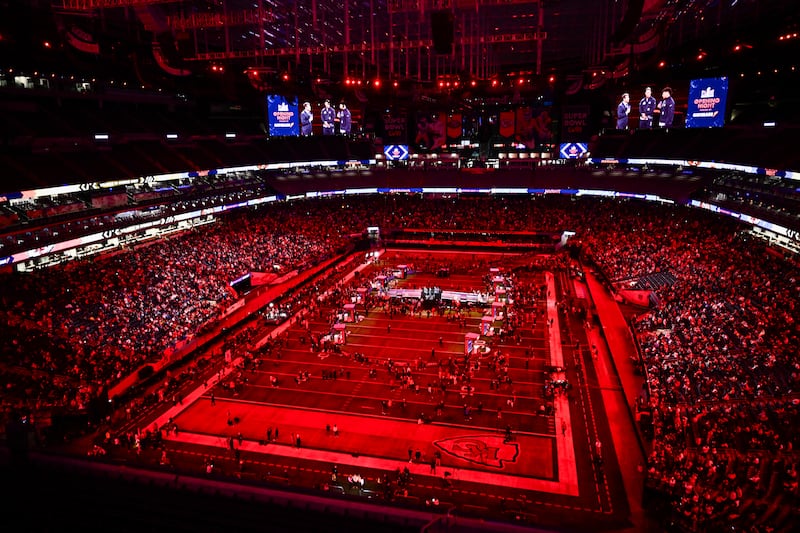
[616,92,630,130]
[321,99,335,135]
[638,87,656,129]
[300,101,313,136]
[657,87,675,128]
[337,102,352,136]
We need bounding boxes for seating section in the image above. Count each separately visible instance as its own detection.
[623,270,677,291]
[591,127,800,173]
[583,201,799,533]
[691,172,800,231]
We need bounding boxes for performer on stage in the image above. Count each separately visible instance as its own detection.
[616,92,631,130]
[638,87,656,129]
[337,102,352,136]
[321,99,335,135]
[657,87,675,128]
[300,101,313,136]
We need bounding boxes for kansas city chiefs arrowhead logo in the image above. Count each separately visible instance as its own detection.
[434,435,519,468]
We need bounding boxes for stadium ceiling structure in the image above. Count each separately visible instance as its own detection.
[46,0,797,86]
[54,0,617,82]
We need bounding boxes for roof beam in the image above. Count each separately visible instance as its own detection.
[60,0,180,10]
[184,32,547,61]
[166,11,275,32]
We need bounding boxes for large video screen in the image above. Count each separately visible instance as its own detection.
[267,94,299,136]
[686,77,728,128]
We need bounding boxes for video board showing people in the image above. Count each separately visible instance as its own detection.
[616,86,681,129]
[267,95,356,137]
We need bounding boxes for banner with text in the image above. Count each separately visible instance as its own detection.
[267,94,299,136]
[561,105,591,142]
[686,77,728,128]
[383,113,408,142]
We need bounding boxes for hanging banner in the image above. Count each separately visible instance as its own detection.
[415,112,447,150]
[514,107,554,149]
[499,110,516,138]
[447,113,463,140]
[383,112,407,142]
[561,105,591,142]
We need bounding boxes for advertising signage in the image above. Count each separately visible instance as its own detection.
[267,94,299,136]
[686,77,728,128]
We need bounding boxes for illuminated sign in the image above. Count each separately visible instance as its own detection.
[559,142,588,159]
[383,145,410,160]
[686,77,728,128]
[267,95,299,136]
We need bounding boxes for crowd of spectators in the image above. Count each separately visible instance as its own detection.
[0,201,374,419]
[1,193,798,531]
[579,202,800,531]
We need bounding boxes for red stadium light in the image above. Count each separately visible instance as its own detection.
[518,78,524,85]
[43,41,51,48]
[439,81,445,87]
[658,61,666,68]
[491,80,498,87]
[393,81,399,87]
[548,75,555,83]
[282,73,289,81]
[373,79,381,88]
[470,80,476,87]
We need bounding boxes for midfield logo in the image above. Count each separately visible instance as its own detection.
[435,435,519,468]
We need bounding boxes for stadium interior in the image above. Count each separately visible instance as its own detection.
[1,1,799,532]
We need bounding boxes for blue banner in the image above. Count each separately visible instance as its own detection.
[686,77,728,128]
[559,142,588,159]
[384,145,410,160]
[267,95,299,136]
